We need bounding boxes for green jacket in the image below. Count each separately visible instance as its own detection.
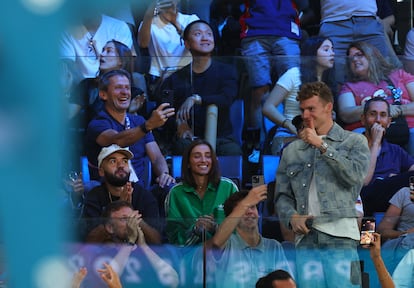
[166,177,238,246]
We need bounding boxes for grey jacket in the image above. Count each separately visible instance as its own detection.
[275,123,370,228]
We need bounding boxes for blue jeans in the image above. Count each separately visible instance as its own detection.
[295,229,361,288]
[241,36,300,88]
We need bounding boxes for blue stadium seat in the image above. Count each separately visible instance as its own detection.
[260,155,283,240]
[262,155,280,183]
[171,155,183,181]
[374,212,385,225]
[218,155,243,189]
[80,155,90,183]
[141,157,152,190]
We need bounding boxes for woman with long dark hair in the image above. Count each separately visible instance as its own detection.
[165,139,239,246]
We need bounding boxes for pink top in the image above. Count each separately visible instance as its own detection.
[340,69,414,130]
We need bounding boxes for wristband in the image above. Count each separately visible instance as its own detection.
[140,122,151,134]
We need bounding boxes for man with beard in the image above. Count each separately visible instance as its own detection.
[82,144,162,244]
[206,189,292,288]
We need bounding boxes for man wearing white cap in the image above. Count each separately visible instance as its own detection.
[82,144,162,244]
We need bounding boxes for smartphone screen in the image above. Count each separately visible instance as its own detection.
[360,218,375,246]
[251,175,264,187]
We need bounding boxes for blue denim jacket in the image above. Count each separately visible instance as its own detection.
[275,123,370,227]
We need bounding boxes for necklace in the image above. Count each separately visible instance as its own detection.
[196,183,207,192]
[87,31,98,60]
[108,189,113,203]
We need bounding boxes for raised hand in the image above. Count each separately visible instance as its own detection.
[98,262,123,288]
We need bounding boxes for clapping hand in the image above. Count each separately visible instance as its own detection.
[126,211,142,244]
[120,182,133,203]
[195,215,217,234]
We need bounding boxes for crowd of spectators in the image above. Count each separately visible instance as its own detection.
[55,1,414,287]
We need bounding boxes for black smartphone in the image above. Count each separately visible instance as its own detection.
[161,89,174,107]
[360,218,375,246]
[251,175,264,187]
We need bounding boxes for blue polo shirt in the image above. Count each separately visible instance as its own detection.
[371,140,414,185]
[86,109,155,181]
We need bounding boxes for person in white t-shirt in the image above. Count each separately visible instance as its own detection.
[138,0,199,98]
[60,13,133,80]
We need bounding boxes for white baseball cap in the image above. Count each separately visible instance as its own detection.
[97,144,134,168]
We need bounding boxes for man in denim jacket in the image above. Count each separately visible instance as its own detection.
[276,82,370,288]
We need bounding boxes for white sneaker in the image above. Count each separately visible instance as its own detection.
[248,149,260,163]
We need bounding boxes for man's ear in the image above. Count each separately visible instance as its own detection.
[361,114,366,126]
[184,40,190,50]
[325,102,333,114]
[104,222,113,235]
[98,167,105,178]
[99,91,107,101]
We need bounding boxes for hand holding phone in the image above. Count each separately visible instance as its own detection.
[252,175,264,188]
[360,218,376,247]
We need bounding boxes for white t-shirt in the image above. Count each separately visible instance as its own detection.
[320,0,377,22]
[389,187,414,232]
[142,12,199,77]
[276,66,301,121]
[60,14,133,79]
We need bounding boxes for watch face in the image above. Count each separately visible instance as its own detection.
[320,142,328,152]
